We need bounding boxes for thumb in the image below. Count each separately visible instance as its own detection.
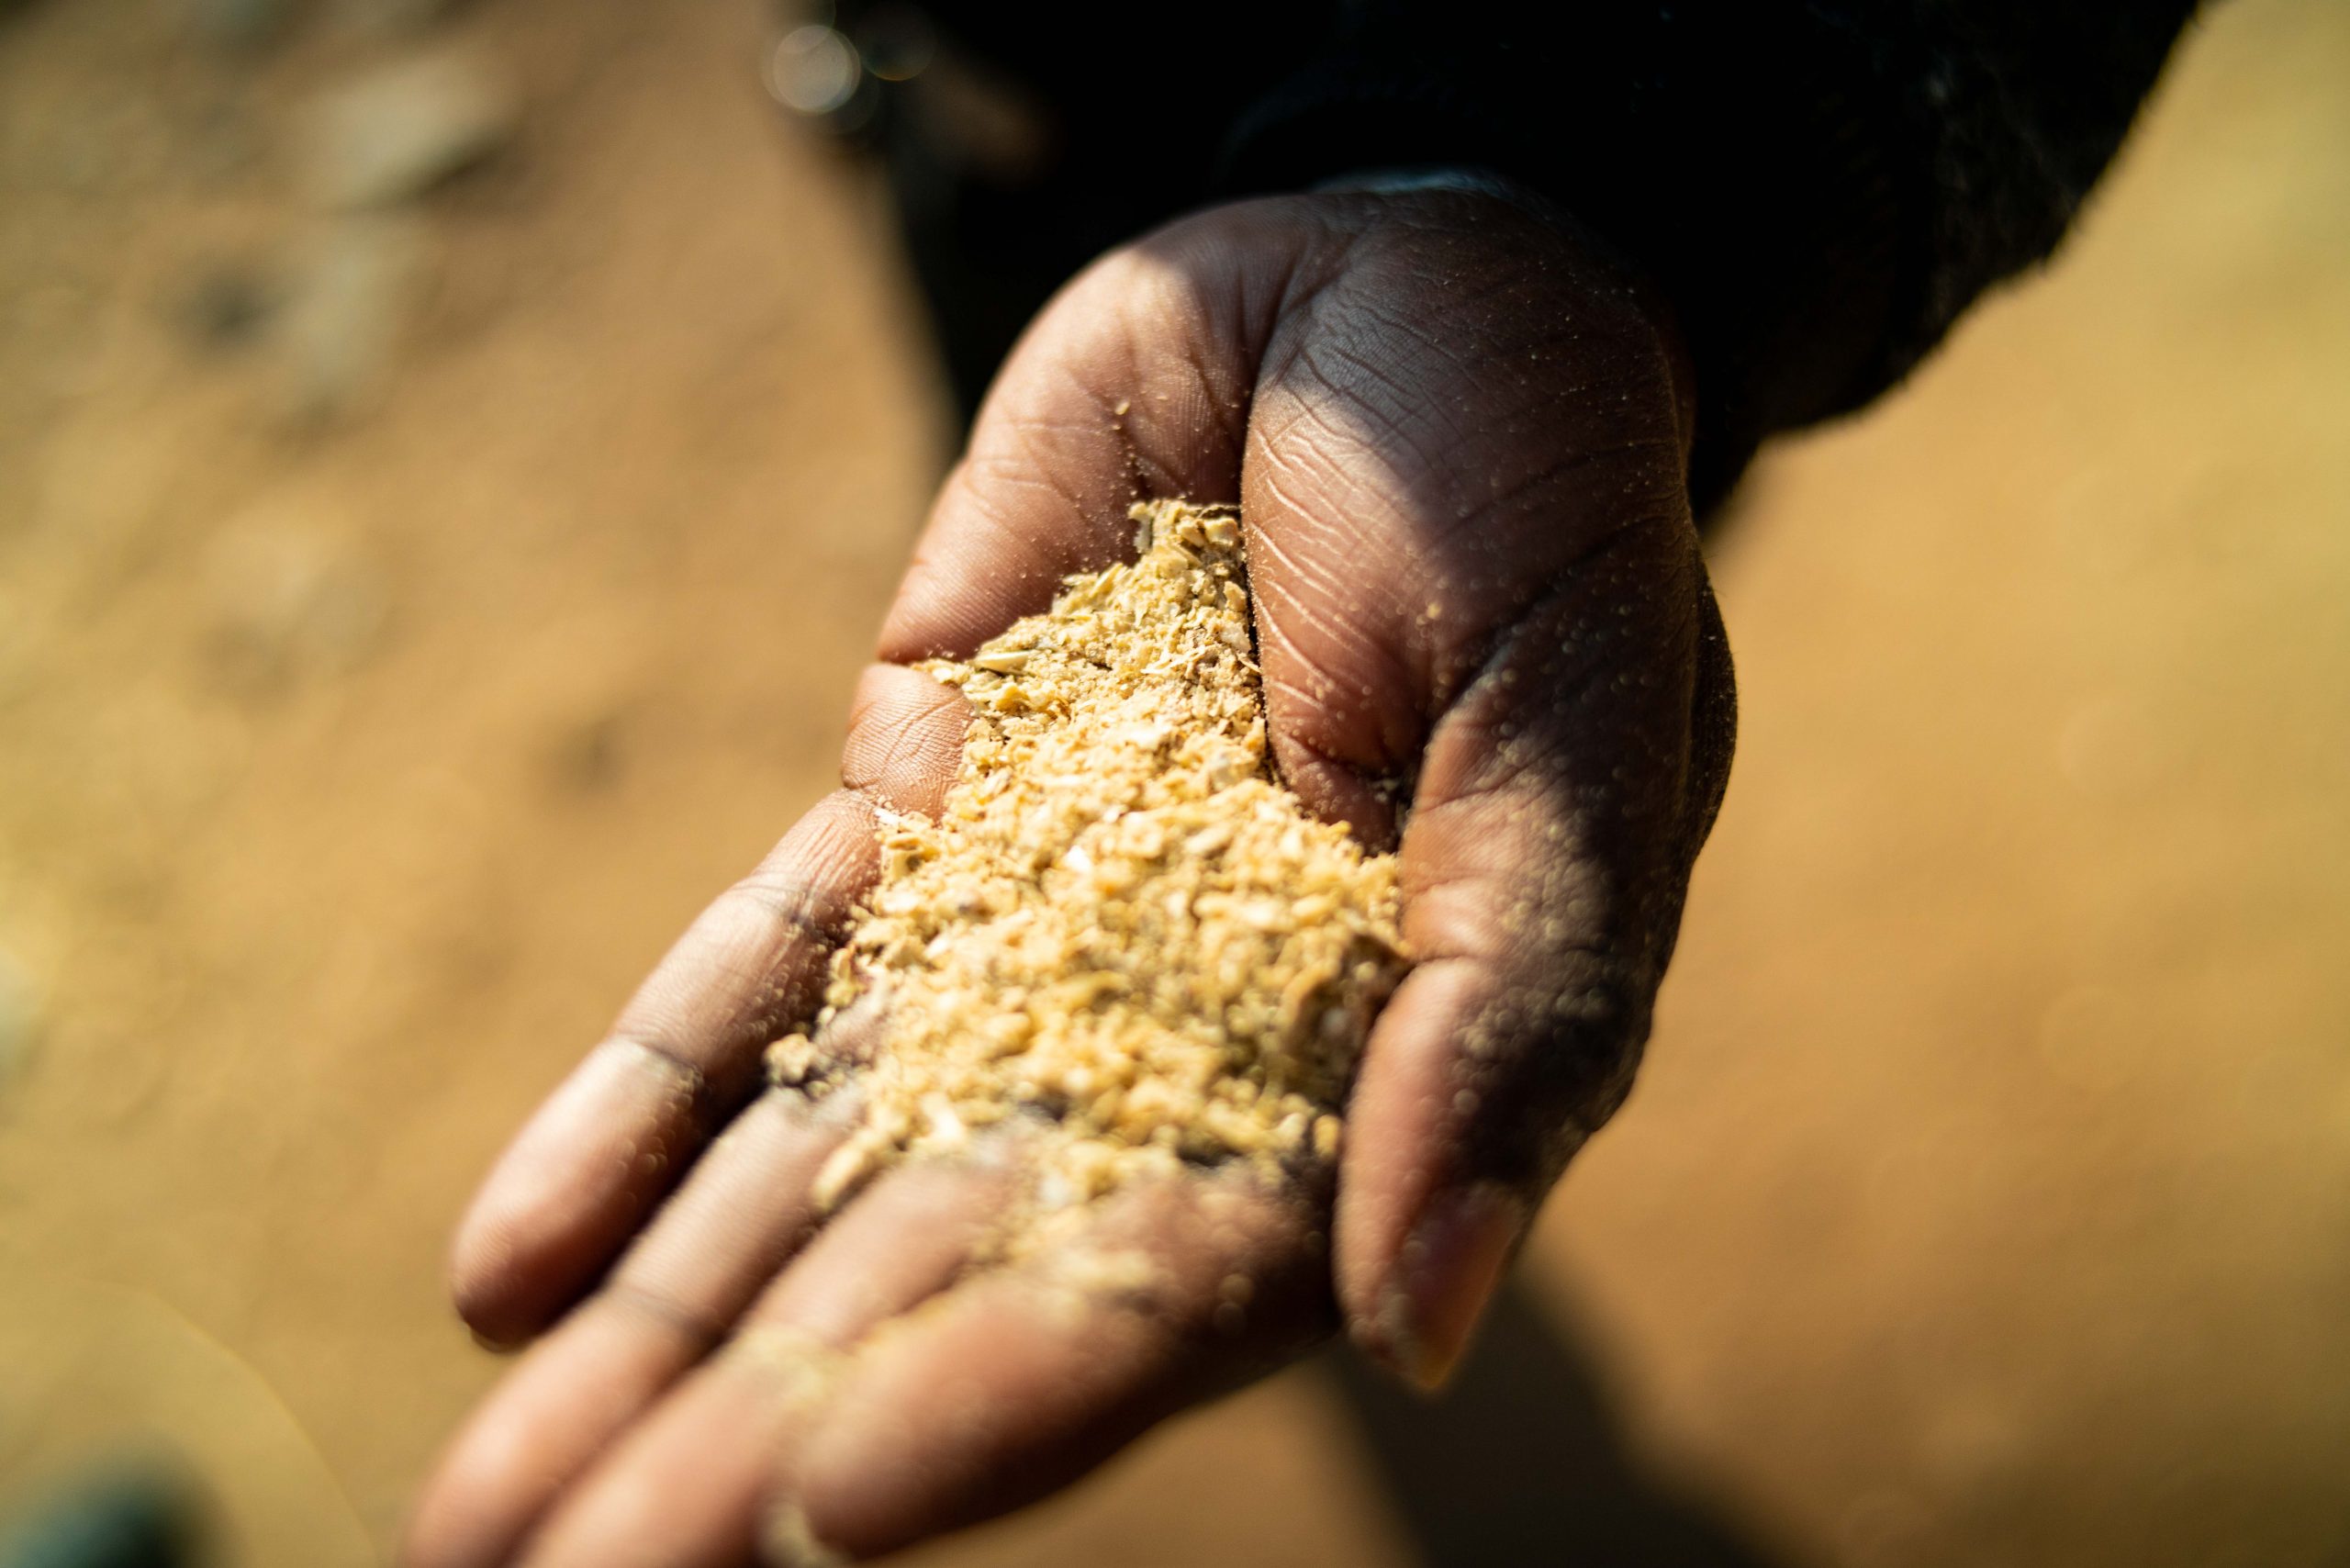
[1337,521,1734,1388]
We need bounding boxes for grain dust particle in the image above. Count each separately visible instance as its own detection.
[770,500,1407,1221]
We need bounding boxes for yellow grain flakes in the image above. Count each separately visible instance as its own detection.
[768,500,1406,1214]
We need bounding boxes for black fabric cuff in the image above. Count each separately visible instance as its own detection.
[1214,13,1920,510]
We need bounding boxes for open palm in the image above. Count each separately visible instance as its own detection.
[407,185,1733,1568]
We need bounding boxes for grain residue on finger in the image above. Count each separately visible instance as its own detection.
[768,500,1407,1226]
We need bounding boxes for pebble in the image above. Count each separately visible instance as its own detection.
[301,48,518,209]
[274,215,426,424]
[179,261,277,350]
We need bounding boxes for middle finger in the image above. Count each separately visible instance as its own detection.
[408,1084,860,1568]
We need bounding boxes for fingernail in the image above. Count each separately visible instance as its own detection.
[1374,1182,1527,1392]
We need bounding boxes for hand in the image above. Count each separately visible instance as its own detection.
[406,184,1734,1567]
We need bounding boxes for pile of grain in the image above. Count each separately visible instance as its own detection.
[769,500,1406,1215]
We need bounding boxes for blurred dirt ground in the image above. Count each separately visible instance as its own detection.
[2,1,2345,1564]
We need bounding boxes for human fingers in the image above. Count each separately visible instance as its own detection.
[407,1086,859,1568]
[448,665,966,1345]
[518,1165,1327,1568]
[767,1167,1334,1563]
[511,1147,1030,1568]
[1335,527,1734,1388]
[1207,185,1725,1387]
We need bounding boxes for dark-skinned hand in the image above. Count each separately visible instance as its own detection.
[405,184,1735,1568]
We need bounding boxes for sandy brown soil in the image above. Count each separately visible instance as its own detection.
[2,1,2344,1564]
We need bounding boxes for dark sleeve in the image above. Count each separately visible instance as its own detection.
[1216,2,2199,507]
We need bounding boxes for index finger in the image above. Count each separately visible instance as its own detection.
[449,665,968,1345]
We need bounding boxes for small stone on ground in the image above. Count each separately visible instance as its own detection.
[301,47,518,209]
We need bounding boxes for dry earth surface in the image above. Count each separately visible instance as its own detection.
[2,1,2345,1564]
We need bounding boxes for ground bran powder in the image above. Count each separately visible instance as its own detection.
[768,500,1407,1218]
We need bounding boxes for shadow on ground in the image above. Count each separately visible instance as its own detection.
[1325,1280,1788,1568]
